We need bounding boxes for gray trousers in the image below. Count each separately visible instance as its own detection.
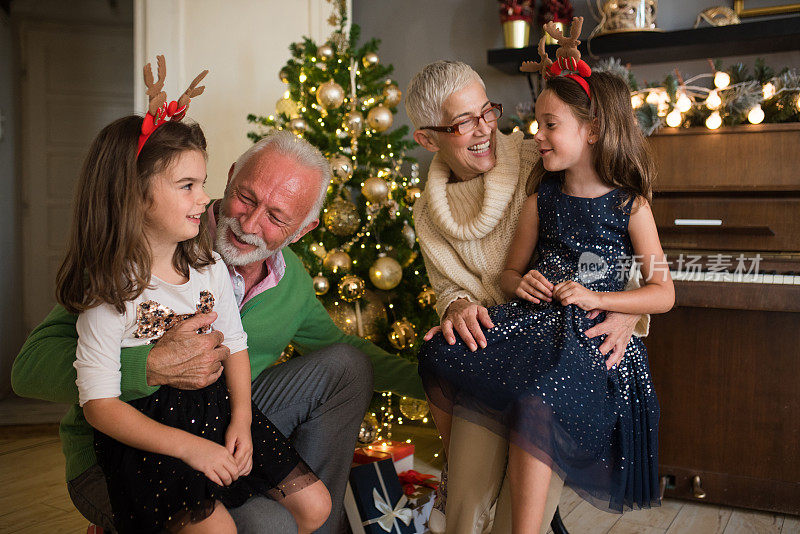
[67,343,373,533]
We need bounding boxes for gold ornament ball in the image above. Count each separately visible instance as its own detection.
[405,187,421,205]
[417,286,437,308]
[317,44,334,61]
[388,318,417,350]
[358,413,379,445]
[316,79,345,109]
[369,256,402,290]
[309,242,327,259]
[345,110,365,137]
[313,275,330,296]
[323,198,360,236]
[279,67,290,83]
[367,105,393,132]
[361,291,388,341]
[329,154,354,184]
[399,397,429,421]
[323,250,352,273]
[383,83,402,107]
[276,96,299,118]
[338,275,366,302]
[326,291,386,342]
[362,52,380,68]
[288,117,308,133]
[362,176,390,203]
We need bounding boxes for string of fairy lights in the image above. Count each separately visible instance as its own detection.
[517,59,800,135]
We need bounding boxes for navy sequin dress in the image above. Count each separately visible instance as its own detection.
[418,175,660,513]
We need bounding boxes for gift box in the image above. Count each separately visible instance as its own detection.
[344,459,415,534]
[398,470,438,533]
[354,440,415,473]
[405,485,436,534]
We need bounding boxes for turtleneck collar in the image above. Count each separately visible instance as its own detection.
[424,130,523,241]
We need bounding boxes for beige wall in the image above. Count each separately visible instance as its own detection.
[135,0,350,197]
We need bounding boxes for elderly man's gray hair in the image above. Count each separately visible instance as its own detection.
[405,60,485,129]
[231,129,332,227]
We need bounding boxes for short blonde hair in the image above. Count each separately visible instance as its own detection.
[405,60,485,129]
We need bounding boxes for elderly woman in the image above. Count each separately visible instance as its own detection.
[406,60,648,534]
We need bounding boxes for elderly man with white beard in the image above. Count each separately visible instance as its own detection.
[12,130,425,533]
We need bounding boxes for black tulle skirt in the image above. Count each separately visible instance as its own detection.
[94,377,317,533]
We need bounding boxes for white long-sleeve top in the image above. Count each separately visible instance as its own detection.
[75,252,248,406]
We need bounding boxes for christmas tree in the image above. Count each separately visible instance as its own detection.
[246,2,438,434]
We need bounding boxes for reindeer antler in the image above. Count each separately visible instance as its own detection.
[545,16,584,61]
[177,69,209,109]
[143,55,167,115]
[520,36,553,77]
[543,21,566,42]
[137,55,209,157]
[570,17,584,41]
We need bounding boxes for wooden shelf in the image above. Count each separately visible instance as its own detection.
[487,15,800,74]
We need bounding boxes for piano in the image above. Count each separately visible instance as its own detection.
[645,122,800,515]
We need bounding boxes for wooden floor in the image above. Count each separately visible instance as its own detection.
[0,404,798,533]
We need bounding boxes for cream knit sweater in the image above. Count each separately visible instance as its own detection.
[413,130,649,337]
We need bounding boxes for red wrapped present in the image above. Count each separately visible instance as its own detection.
[354,440,415,473]
[398,469,439,496]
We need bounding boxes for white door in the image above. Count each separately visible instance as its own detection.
[20,22,133,330]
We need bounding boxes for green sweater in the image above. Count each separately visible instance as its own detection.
[11,248,424,481]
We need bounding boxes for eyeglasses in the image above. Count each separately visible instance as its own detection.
[422,103,503,135]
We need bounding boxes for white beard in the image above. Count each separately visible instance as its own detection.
[215,215,274,266]
[215,214,302,267]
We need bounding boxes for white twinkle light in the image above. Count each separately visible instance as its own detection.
[747,104,765,124]
[631,94,644,108]
[714,71,730,89]
[645,91,660,105]
[666,109,683,128]
[705,111,722,130]
[705,89,722,110]
[528,120,539,135]
[762,82,776,99]
[676,92,692,113]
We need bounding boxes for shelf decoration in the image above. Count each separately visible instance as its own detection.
[590,0,659,36]
[511,57,800,137]
[615,58,800,134]
[498,1,535,48]
[539,0,573,44]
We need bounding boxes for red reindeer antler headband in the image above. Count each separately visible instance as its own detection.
[520,17,592,99]
[137,55,208,157]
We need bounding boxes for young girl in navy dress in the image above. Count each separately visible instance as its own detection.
[56,62,330,533]
[418,49,675,532]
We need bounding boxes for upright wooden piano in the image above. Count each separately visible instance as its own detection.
[645,122,800,515]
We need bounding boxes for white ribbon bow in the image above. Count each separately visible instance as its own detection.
[363,488,413,532]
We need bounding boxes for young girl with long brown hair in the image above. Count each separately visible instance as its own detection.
[417,59,674,533]
[56,112,329,533]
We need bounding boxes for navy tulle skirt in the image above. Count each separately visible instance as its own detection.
[418,175,661,513]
